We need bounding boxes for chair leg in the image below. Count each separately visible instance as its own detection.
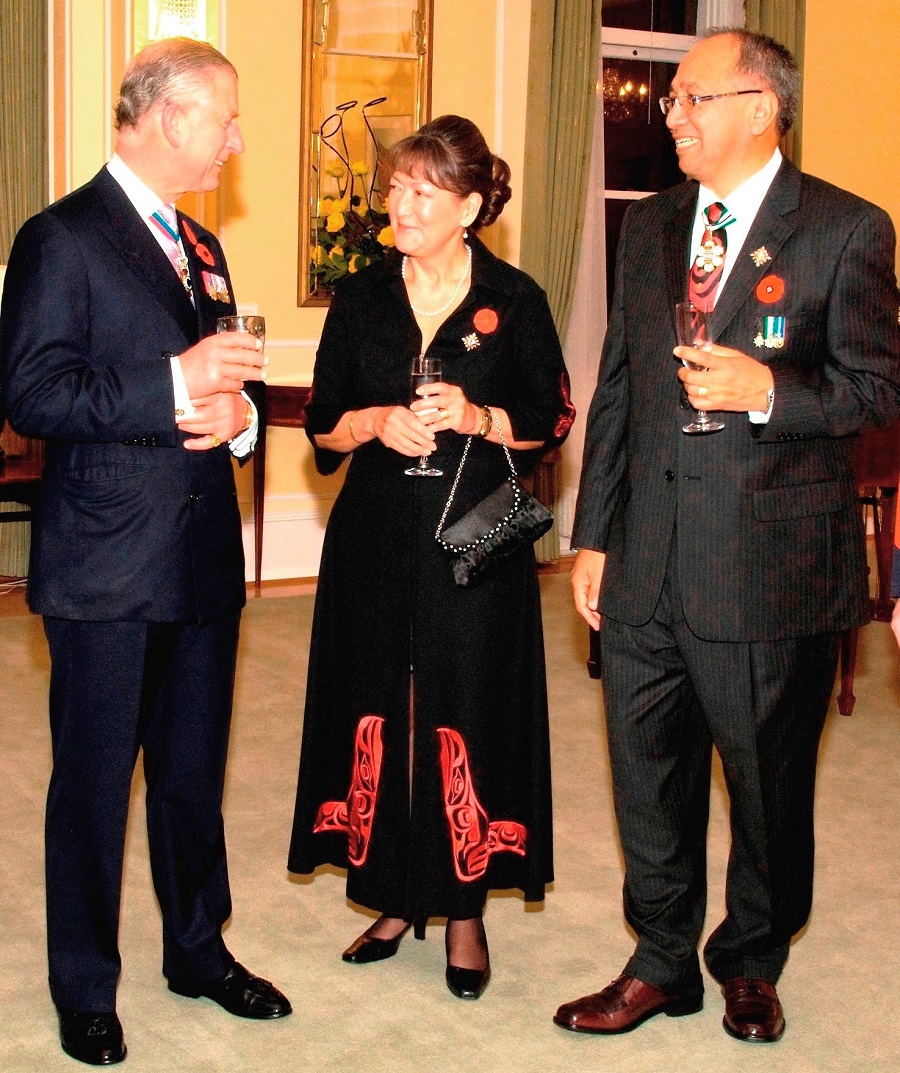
[836,627,859,716]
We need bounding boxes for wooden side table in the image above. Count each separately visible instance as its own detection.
[251,384,311,592]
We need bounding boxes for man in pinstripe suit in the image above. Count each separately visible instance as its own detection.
[555,29,900,1042]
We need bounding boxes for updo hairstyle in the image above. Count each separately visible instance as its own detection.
[385,114,512,231]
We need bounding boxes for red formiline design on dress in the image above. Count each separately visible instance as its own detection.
[436,727,527,882]
[553,373,576,439]
[313,714,385,866]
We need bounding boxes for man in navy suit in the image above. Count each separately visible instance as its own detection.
[0,38,291,1065]
[554,29,899,1042]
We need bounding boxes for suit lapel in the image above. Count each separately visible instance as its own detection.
[664,183,700,327]
[709,160,800,341]
[92,168,198,341]
[178,213,236,334]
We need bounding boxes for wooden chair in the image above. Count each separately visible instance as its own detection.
[0,422,44,577]
[837,422,900,715]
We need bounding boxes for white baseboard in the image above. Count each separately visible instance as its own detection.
[240,492,336,582]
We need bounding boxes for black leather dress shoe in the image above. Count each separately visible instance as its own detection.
[445,964,491,1000]
[168,962,292,1019]
[342,917,427,964]
[444,918,490,1000]
[722,978,785,1042]
[58,1010,126,1065]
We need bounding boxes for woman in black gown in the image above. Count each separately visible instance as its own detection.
[288,115,574,999]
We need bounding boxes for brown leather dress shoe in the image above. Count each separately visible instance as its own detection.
[553,974,703,1034]
[721,978,785,1042]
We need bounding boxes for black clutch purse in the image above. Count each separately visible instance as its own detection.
[435,408,553,588]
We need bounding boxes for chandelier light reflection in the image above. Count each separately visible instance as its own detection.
[602,68,649,122]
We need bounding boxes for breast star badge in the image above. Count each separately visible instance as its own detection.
[462,332,480,351]
[751,246,771,267]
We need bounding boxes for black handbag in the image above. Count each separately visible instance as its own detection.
[435,409,554,587]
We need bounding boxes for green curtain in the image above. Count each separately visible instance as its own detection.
[0,0,47,262]
[520,0,601,339]
[520,0,600,563]
[744,0,806,164]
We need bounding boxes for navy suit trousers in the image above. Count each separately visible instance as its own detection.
[43,614,240,1012]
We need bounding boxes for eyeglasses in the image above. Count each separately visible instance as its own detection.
[658,89,763,116]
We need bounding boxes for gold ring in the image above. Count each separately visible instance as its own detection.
[697,386,707,398]
[439,407,451,422]
[211,435,221,447]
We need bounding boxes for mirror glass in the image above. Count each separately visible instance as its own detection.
[298,0,432,305]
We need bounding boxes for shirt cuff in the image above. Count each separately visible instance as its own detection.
[169,354,197,419]
[228,392,258,458]
[748,388,775,424]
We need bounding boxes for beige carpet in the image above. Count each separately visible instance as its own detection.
[0,573,898,1072]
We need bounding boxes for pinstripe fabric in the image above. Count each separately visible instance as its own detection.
[573,160,900,642]
[572,158,900,987]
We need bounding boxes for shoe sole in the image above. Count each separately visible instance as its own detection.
[553,994,704,1034]
[723,1016,785,1043]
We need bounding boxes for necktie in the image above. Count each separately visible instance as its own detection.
[150,207,193,297]
[689,201,734,311]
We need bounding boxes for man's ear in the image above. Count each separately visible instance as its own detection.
[160,101,185,148]
[749,89,780,137]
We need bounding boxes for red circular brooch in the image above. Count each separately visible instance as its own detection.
[756,275,784,304]
[473,308,499,334]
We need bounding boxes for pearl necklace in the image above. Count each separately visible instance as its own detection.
[402,243,472,318]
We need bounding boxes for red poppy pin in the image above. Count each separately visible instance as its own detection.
[473,308,499,334]
[756,274,784,304]
[179,218,216,266]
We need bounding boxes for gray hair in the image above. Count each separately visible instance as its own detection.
[703,27,800,136]
[114,37,236,130]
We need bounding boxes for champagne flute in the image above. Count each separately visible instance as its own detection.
[405,355,443,477]
[675,302,724,434]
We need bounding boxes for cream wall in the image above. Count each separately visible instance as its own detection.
[219,0,532,578]
[55,2,898,580]
[802,1,900,276]
[56,1,531,580]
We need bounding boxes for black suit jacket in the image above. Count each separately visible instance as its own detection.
[0,167,253,623]
[573,159,900,641]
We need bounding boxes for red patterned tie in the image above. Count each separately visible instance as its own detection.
[689,201,732,311]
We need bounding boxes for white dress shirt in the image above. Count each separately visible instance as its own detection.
[691,148,782,421]
[106,154,258,456]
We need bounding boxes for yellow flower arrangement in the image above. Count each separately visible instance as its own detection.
[311,158,394,290]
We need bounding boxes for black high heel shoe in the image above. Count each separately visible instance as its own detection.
[445,917,490,999]
[342,916,427,964]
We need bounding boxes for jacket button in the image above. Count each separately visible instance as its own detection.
[664,470,675,481]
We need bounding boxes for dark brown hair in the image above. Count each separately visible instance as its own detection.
[385,115,512,231]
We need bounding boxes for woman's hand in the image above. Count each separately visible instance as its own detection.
[410,382,480,434]
[369,405,437,457]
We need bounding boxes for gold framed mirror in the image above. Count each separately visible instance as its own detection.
[297,0,433,306]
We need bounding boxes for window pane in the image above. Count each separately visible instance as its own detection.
[602,58,682,193]
[601,0,698,34]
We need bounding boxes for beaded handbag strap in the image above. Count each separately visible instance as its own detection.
[434,407,521,546]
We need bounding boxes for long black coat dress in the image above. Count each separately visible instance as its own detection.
[288,237,575,919]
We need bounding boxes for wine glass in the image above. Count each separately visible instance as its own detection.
[405,355,443,477]
[675,302,724,434]
[217,314,266,349]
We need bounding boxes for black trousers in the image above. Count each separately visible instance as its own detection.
[600,560,837,991]
[43,614,240,1012]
